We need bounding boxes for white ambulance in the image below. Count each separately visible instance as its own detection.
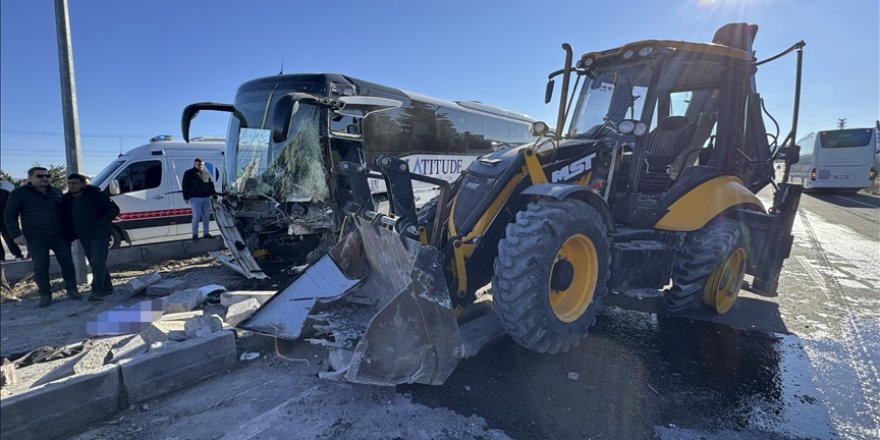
[89,135,224,248]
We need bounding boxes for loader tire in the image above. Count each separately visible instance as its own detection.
[492,198,609,354]
[665,219,747,315]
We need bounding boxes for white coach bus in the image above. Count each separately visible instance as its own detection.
[790,127,878,192]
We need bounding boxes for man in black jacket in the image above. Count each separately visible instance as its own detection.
[181,158,217,240]
[3,167,81,307]
[62,173,120,301]
[0,180,25,261]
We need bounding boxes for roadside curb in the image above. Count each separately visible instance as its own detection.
[0,330,237,440]
[120,330,237,404]
[0,364,120,440]
[1,237,225,285]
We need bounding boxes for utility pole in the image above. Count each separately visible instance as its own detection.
[54,0,89,285]
[837,118,847,129]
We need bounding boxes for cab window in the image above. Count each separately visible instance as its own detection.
[116,160,162,194]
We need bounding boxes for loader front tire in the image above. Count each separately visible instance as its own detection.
[665,219,747,315]
[492,198,609,354]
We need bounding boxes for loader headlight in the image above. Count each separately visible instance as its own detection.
[582,56,595,67]
[622,49,635,60]
[529,121,550,137]
[639,47,654,56]
[616,119,647,136]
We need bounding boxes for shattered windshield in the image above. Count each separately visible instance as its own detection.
[568,60,656,139]
[225,86,330,203]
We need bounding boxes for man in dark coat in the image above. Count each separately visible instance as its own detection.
[3,167,81,307]
[0,180,25,261]
[62,173,120,301]
[181,158,217,240]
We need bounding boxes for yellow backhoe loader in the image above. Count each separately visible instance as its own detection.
[242,23,807,386]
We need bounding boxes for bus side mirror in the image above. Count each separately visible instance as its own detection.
[272,95,295,143]
[109,179,121,195]
[545,79,555,104]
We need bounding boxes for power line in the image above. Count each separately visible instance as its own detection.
[0,129,157,138]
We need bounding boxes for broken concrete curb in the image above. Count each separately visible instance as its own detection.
[1,330,238,440]
[0,364,120,440]
[119,330,236,404]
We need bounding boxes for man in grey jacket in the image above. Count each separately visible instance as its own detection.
[3,167,81,307]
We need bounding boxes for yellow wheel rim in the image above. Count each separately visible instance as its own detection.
[703,247,747,314]
[549,234,598,323]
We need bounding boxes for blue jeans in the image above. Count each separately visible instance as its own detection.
[80,236,113,295]
[191,197,212,236]
[26,234,78,297]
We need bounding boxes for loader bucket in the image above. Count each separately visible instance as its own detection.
[241,214,464,386]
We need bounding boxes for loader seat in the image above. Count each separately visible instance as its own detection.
[640,116,696,192]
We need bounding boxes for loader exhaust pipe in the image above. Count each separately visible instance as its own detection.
[555,43,573,139]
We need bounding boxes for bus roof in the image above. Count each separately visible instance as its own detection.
[238,73,535,123]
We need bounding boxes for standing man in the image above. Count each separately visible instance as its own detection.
[3,167,81,307]
[181,158,216,240]
[0,180,26,261]
[62,173,120,301]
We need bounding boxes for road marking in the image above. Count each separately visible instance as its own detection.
[795,255,829,300]
[830,194,880,209]
[218,385,322,440]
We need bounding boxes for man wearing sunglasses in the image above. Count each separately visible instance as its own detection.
[3,167,81,307]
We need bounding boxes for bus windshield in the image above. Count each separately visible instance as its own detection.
[819,128,875,149]
[225,85,329,203]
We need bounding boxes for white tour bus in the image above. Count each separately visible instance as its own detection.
[789,127,878,192]
[89,135,224,247]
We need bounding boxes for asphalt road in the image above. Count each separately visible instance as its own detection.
[72,189,879,440]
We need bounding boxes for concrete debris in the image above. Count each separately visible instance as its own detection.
[32,341,111,387]
[567,372,580,381]
[164,289,205,314]
[145,279,188,297]
[160,310,204,321]
[220,290,274,308]
[225,298,260,326]
[148,340,180,353]
[239,352,260,362]
[1,358,16,387]
[184,315,224,339]
[109,335,148,363]
[464,385,471,392]
[119,272,162,298]
[140,321,187,345]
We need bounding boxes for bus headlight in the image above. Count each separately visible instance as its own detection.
[870,167,877,181]
[810,168,817,181]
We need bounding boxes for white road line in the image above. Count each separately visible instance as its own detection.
[831,194,880,209]
[218,385,322,440]
[795,255,830,300]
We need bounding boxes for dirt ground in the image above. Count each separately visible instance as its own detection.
[0,256,248,360]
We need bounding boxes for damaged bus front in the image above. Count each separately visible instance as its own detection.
[182,73,536,278]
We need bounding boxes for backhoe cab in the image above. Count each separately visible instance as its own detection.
[242,23,806,386]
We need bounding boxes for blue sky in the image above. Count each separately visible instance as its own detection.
[1,0,878,177]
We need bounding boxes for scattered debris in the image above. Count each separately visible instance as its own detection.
[464,385,471,392]
[220,290,274,308]
[145,279,188,297]
[109,335,148,363]
[184,314,224,339]
[119,272,162,298]
[240,352,260,362]
[140,320,186,345]
[160,310,205,321]
[225,298,260,326]
[1,358,16,387]
[164,288,205,313]
[32,341,111,387]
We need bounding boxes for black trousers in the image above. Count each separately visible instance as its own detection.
[0,223,24,259]
[80,236,113,295]
[25,234,77,297]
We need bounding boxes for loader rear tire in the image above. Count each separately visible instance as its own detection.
[664,219,747,314]
[492,198,609,354]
